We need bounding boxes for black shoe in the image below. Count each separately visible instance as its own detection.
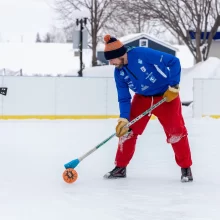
[103,166,126,179]
[181,167,193,182]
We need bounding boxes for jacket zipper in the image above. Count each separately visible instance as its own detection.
[124,66,138,80]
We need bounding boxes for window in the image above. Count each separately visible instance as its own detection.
[139,39,148,47]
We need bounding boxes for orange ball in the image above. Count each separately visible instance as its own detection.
[63,168,78,184]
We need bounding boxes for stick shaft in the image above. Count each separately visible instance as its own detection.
[126,97,166,127]
[78,98,166,162]
[78,133,116,161]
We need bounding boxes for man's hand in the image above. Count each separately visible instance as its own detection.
[163,85,180,102]
[116,118,129,137]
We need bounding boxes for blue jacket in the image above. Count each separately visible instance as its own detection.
[114,47,181,120]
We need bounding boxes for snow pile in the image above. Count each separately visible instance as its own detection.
[174,45,194,69]
[0,42,92,75]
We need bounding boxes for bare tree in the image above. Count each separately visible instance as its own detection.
[105,15,166,38]
[103,0,166,38]
[49,26,67,43]
[127,0,220,63]
[36,33,41,43]
[54,0,119,66]
[44,33,52,43]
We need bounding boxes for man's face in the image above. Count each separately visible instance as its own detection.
[109,57,125,69]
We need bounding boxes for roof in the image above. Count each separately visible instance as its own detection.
[189,30,220,40]
[97,32,179,52]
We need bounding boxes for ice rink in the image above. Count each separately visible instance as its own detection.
[0,115,220,220]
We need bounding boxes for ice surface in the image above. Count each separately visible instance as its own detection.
[0,114,220,220]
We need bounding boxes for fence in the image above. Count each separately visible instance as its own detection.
[193,78,220,118]
[0,76,120,119]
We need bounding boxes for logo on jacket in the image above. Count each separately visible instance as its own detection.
[149,75,157,83]
[140,66,146,72]
[138,59,143,64]
[128,81,136,91]
[145,72,153,79]
[128,81,134,87]
[120,70,125,76]
[141,84,149,91]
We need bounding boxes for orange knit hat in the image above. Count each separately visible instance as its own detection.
[104,34,127,60]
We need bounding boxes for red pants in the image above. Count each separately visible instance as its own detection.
[115,94,192,168]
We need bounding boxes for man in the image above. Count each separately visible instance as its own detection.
[103,34,193,182]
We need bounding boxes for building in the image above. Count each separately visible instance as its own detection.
[97,33,179,65]
[189,30,220,59]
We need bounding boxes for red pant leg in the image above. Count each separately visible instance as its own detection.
[115,94,151,167]
[154,96,192,168]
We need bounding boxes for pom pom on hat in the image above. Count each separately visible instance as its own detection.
[104,34,111,44]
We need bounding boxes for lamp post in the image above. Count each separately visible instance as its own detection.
[76,17,88,77]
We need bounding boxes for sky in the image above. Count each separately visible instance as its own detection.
[0,0,59,42]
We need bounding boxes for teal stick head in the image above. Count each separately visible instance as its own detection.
[64,159,80,169]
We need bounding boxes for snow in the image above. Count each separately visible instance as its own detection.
[174,45,194,69]
[1,42,220,101]
[0,41,186,77]
[1,112,220,219]
[0,43,93,75]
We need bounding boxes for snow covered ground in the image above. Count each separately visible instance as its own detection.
[0,107,220,220]
[0,43,92,75]
[0,42,193,75]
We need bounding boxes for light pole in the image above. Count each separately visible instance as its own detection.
[76,17,88,77]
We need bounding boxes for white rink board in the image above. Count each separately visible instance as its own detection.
[1,76,218,119]
[193,78,220,117]
[0,76,120,117]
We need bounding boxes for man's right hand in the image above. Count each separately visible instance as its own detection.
[116,118,129,137]
[163,85,180,102]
